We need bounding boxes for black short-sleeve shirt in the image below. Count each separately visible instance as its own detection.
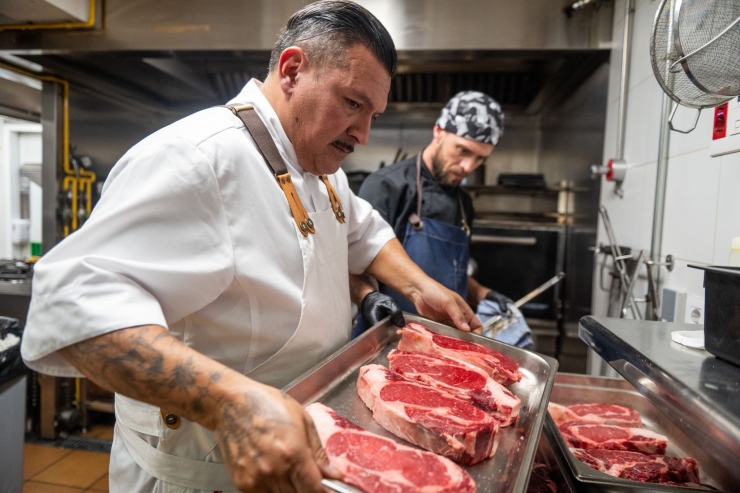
[358,155,474,244]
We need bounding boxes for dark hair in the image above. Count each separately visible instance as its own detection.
[269,0,397,77]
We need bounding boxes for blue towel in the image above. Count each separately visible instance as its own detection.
[476,299,533,349]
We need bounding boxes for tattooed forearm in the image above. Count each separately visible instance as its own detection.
[60,324,339,492]
[59,325,252,431]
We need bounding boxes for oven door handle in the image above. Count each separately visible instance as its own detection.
[470,235,537,246]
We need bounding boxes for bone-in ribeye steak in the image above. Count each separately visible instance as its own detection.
[559,422,667,455]
[526,463,557,493]
[306,403,475,493]
[548,402,642,427]
[388,349,521,426]
[571,448,700,485]
[397,323,522,386]
[357,364,499,465]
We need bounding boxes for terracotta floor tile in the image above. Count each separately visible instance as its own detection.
[23,481,83,493]
[23,444,73,480]
[95,427,114,441]
[31,450,110,489]
[88,474,109,492]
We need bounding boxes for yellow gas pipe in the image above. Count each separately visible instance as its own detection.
[0,61,97,412]
[0,61,97,236]
[0,0,96,32]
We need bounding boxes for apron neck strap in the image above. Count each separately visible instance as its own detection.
[220,104,346,234]
[411,151,470,236]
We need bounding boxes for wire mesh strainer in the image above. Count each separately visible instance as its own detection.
[674,0,740,98]
[650,0,736,132]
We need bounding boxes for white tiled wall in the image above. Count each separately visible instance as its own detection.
[593,0,740,317]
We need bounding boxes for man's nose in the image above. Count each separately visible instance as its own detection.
[460,158,479,173]
[348,116,371,146]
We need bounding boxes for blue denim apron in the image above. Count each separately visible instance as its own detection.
[353,153,470,338]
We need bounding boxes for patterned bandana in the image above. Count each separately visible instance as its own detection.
[435,91,504,146]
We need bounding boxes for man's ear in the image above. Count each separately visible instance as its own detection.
[432,125,446,144]
[276,46,309,96]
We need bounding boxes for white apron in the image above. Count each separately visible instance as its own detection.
[110,189,351,492]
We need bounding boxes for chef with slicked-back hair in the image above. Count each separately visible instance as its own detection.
[21,2,481,492]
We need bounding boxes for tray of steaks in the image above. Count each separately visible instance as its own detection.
[545,373,729,492]
[284,315,559,493]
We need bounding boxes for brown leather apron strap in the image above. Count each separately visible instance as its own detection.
[319,175,346,223]
[221,103,315,236]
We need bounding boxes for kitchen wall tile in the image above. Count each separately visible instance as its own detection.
[645,79,667,165]
[608,14,625,106]
[623,80,653,165]
[713,152,740,265]
[661,258,708,301]
[602,99,620,161]
[660,150,721,264]
[667,107,714,157]
[598,163,650,250]
[596,0,728,316]
[638,161,658,251]
[627,0,657,91]
[607,52,621,106]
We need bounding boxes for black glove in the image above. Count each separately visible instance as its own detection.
[361,291,406,328]
[485,290,513,312]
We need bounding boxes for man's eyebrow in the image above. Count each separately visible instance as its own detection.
[351,91,383,113]
[458,142,486,158]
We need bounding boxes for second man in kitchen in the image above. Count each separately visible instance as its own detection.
[357,91,531,346]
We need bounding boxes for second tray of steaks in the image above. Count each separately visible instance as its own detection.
[284,314,559,493]
[545,373,729,492]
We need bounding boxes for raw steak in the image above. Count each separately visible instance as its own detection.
[388,349,521,426]
[398,323,522,385]
[357,364,499,465]
[548,402,642,427]
[306,403,475,493]
[527,463,557,493]
[559,423,667,455]
[571,448,700,485]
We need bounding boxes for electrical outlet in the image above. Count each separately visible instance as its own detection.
[661,288,687,322]
[685,295,705,325]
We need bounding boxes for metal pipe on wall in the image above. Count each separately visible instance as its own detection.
[650,96,672,280]
[649,0,677,316]
[615,0,635,161]
[41,81,62,257]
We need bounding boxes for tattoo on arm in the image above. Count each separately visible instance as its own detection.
[59,325,241,430]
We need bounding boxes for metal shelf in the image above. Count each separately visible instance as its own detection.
[579,316,740,488]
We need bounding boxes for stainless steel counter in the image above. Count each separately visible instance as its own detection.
[0,280,31,296]
[579,316,740,489]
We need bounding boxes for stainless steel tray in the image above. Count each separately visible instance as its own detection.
[533,425,578,493]
[285,314,559,493]
[547,373,731,492]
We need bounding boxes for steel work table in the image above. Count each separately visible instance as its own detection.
[579,316,740,489]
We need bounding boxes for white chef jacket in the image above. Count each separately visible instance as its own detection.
[21,79,395,377]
